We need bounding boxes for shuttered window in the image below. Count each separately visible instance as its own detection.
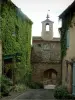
[66,29,70,48]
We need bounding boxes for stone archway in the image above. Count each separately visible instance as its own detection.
[43,69,57,85]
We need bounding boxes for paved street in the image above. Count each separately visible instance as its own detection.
[14,89,55,100]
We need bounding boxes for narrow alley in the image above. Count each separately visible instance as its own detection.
[14,89,55,100]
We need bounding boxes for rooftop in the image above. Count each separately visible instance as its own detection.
[32,36,60,42]
[1,0,33,24]
[59,0,75,18]
[41,19,54,23]
[41,14,54,23]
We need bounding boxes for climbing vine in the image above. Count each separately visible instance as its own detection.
[60,12,74,59]
[0,1,32,83]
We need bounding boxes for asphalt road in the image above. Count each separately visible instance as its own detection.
[14,89,55,100]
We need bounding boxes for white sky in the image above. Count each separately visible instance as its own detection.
[11,0,74,37]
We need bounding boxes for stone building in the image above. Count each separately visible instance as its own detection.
[31,14,61,85]
[59,1,75,94]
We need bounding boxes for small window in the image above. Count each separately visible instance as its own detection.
[12,25,19,42]
[12,32,16,36]
[38,44,41,47]
[46,23,49,31]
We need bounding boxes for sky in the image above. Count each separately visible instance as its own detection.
[11,0,74,37]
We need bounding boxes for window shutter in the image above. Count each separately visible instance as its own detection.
[66,30,70,48]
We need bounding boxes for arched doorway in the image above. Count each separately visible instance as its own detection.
[43,69,57,85]
[6,69,12,79]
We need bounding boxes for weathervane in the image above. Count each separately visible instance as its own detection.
[46,10,50,19]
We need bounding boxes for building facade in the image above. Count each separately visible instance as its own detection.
[0,0,33,84]
[59,1,75,94]
[31,15,61,85]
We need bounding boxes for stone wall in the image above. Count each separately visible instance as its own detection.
[31,40,61,63]
[31,38,61,85]
[67,64,72,93]
[32,63,61,85]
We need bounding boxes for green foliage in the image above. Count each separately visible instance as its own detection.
[0,1,32,83]
[0,75,13,96]
[14,84,29,92]
[16,73,44,89]
[54,85,69,99]
[66,94,75,99]
[60,12,74,59]
[26,81,44,89]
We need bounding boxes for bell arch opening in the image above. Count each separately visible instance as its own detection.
[46,23,49,31]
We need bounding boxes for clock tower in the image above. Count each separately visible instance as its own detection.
[41,14,54,41]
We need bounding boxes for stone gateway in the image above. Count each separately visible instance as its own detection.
[31,14,61,85]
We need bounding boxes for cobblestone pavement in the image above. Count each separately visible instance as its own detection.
[1,89,55,100]
[14,89,55,100]
[0,91,25,100]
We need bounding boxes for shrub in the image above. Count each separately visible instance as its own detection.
[26,81,44,89]
[0,75,13,96]
[66,94,75,99]
[14,84,29,92]
[16,74,44,89]
[54,85,69,99]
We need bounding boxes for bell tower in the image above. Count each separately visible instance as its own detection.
[41,14,54,41]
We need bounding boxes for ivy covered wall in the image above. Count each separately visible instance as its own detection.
[60,12,74,59]
[0,0,33,83]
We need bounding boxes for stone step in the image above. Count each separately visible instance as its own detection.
[44,85,56,89]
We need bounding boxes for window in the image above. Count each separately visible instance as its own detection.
[46,23,49,31]
[12,32,16,36]
[38,44,41,47]
[12,25,19,42]
[15,25,19,42]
